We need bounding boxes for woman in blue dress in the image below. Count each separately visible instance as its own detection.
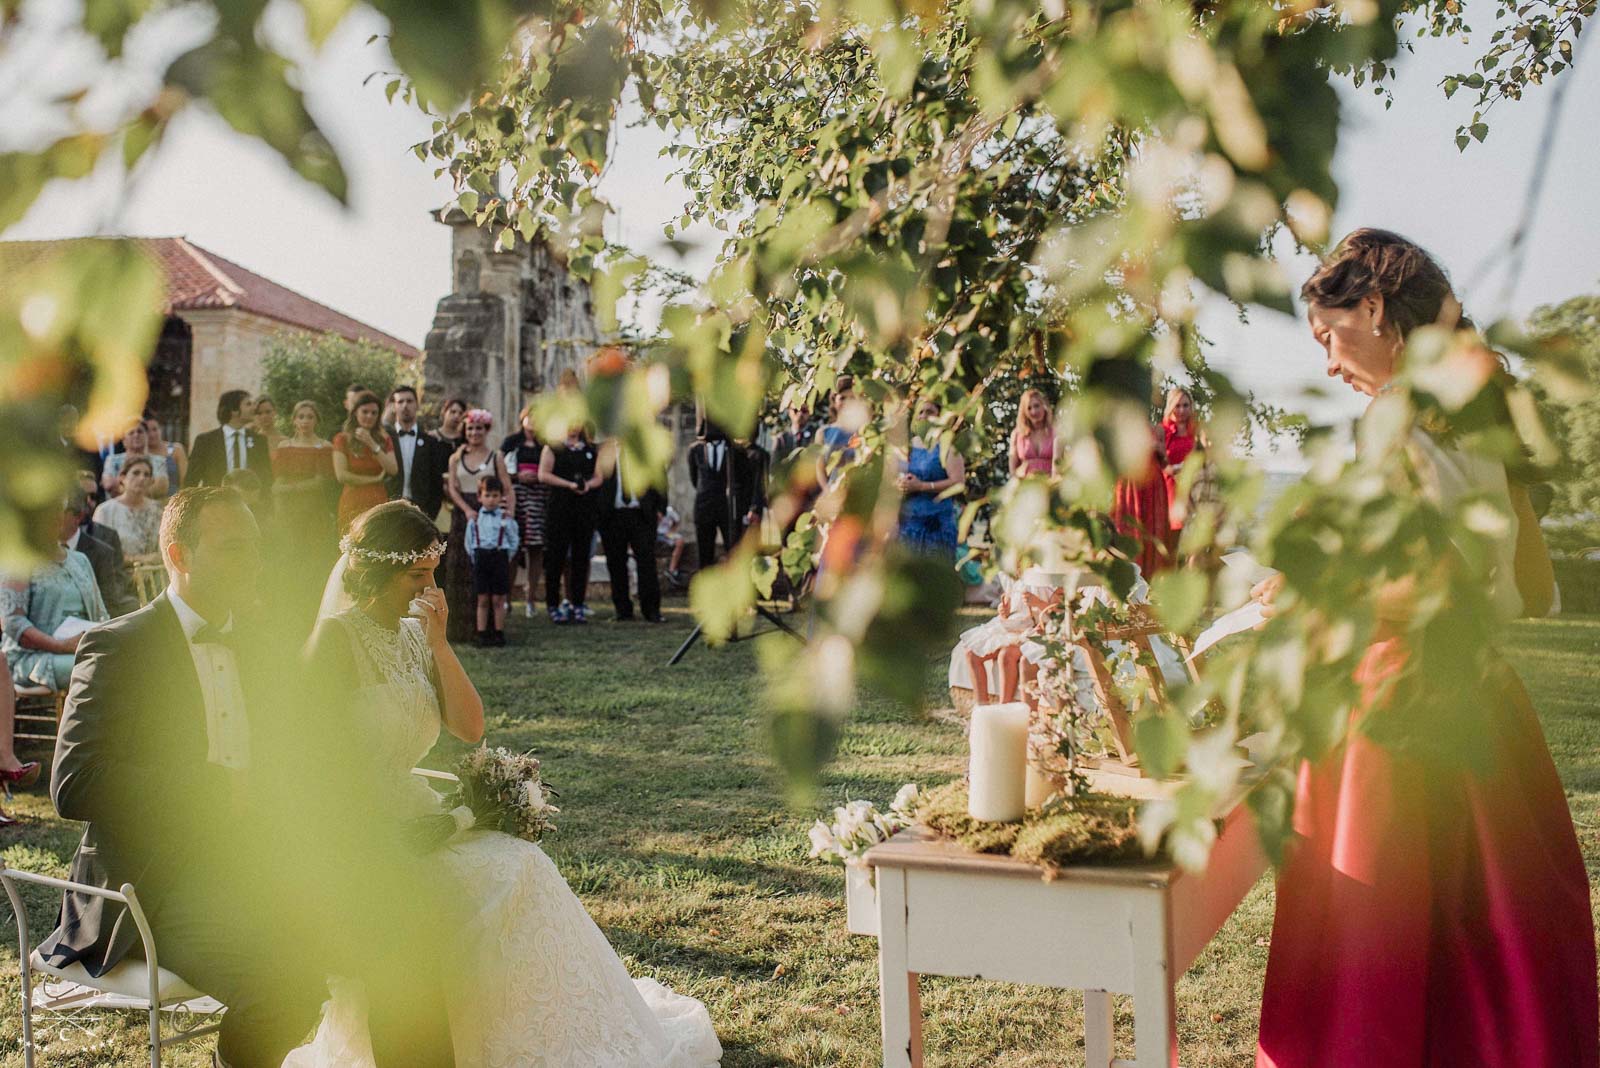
[2,545,109,691]
[896,396,965,561]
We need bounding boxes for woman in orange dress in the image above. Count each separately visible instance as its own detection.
[332,390,397,533]
[1255,229,1596,1068]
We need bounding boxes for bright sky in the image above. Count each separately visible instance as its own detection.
[6,5,1597,465]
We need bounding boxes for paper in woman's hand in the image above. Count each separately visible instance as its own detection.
[52,616,94,641]
[1188,601,1269,661]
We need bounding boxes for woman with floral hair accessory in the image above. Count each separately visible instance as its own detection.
[443,408,512,642]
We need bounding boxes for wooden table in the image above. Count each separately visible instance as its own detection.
[863,798,1267,1067]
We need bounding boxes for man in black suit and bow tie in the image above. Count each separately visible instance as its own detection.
[185,390,273,490]
[384,384,447,522]
[43,487,455,1068]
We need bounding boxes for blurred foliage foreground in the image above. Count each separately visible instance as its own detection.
[2,0,1596,865]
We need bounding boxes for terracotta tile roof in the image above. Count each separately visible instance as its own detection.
[0,236,420,358]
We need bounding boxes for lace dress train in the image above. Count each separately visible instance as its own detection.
[283,611,720,1068]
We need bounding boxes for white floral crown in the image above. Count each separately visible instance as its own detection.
[339,535,445,565]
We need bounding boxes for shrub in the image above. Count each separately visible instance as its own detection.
[258,332,413,438]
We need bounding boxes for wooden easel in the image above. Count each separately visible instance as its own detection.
[1075,604,1201,777]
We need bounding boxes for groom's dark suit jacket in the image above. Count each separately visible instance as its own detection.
[42,592,273,975]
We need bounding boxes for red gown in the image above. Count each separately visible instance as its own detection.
[334,432,393,534]
[1111,433,1169,577]
[1256,637,1598,1068]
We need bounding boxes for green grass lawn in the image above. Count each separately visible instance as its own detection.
[1,606,1597,1066]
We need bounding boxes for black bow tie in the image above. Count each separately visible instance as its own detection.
[192,623,238,650]
[397,428,416,436]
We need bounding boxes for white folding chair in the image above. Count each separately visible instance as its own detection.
[0,869,224,1068]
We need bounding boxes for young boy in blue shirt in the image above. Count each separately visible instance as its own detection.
[467,475,520,646]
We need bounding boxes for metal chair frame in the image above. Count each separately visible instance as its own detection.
[0,869,223,1068]
[1,769,461,1065]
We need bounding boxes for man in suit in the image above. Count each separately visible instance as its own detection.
[687,419,759,573]
[185,390,272,489]
[384,384,447,521]
[596,441,666,623]
[62,487,138,616]
[43,487,455,1068]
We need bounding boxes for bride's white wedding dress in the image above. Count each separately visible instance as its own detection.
[283,610,722,1068]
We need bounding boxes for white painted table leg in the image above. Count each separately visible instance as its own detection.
[1083,989,1114,1068]
[876,867,923,1067]
[1130,891,1177,1068]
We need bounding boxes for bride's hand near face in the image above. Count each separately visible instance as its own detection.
[411,586,448,647]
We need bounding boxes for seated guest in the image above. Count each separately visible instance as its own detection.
[0,680,43,818]
[101,421,171,499]
[142,414,187,489]
[65,488,138,617]
[2,516,109,692]
[92,457,163,564]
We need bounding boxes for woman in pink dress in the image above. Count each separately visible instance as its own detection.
[1008,388,1055,478]
[1159,388,1198,563]
[1255,228,1597,1068]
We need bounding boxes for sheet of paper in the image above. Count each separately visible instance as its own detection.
[52,616,95,641]
[1219,551,1278,589]
[1188,601,1268,661]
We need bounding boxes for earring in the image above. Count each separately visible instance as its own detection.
[1371,325,1382,337]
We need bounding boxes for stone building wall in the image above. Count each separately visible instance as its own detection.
[181,309,285,437]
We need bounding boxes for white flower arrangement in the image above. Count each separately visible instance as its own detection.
[807,783,920,867]
[446,746,559,843]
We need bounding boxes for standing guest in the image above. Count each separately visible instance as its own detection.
[537,425,601,624]
[385,385,448,523]
[2,512,109,691]
[772,403,815,464]
[597,441,665,623]
[332,391,397,534]
[896,397,965,562]
[443,409,512,641]
[251,395,285,452]
[143,415,187,489]
[738,437,769,536]
[658,505,688,589]
[813,375,862,489]
[344,382,371,415]
[65,488,138,617]
[1009,388,1056,479]
[186,390,272,489]
[688,420,750,572]
[272,400,337,542]
[501,404,549,618]
[433,397,468,453]
[1160,387,1199,563]
[1255,228,1597,1068]
[465,475,519,646]
[92,457,163,564]
[101,422,170,499]
[1110,421,1170,578]
[58,405,105,502]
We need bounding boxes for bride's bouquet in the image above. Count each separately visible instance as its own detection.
[446,747,559,843]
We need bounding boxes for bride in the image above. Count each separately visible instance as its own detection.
[284,501,722,1068]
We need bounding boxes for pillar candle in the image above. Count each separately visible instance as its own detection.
[968,702,1030,822]
[1025,763,1057,809]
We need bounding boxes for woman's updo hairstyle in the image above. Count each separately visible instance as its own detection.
[1301,228,1473,339]
[341,501,445,602]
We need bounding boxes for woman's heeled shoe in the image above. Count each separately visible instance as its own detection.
[0,763,42,789]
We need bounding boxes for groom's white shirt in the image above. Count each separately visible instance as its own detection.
[167,590,250,770]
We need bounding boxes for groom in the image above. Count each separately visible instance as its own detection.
[44,487,456,1068]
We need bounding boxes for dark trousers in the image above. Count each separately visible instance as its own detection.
[599,507,661,620]
[693,496,743,571]
[155,890,455,1068]
[544,499,596,609]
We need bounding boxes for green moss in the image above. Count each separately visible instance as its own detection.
[915,781,1145,868]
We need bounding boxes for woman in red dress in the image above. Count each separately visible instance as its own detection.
[332,391,397,534]
[1159,388,1198,563]
[1255,229,1596,1068]
[1110,421,1169,578]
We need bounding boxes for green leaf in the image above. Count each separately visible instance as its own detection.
[1134,713,1190,780]
[1149,570,1207,635]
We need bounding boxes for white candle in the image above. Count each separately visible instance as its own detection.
[1025,764,1057,809]
[968,702,1030,822]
